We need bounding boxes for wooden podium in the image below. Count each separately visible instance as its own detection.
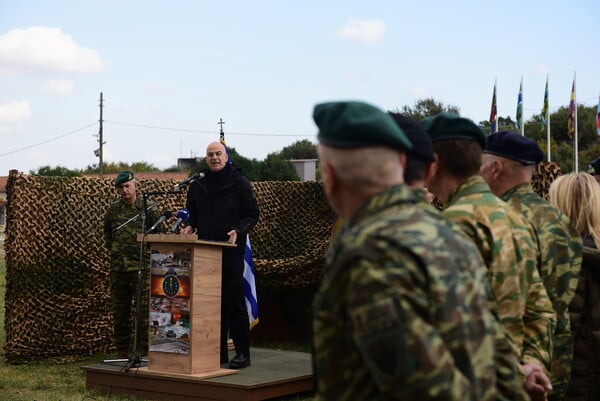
[139,234,236,377]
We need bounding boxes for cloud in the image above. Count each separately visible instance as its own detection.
[0,100,32,124]
[0,26,104,74]
[335,19,386,46]
[41,79,74,96]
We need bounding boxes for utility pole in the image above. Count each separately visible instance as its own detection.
[94,92,106,175]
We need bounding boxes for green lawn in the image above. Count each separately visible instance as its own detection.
[0,260,314,401]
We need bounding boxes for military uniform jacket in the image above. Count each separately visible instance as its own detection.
[104,196,161,272]
[312,184,499,401]
[502,183,583,399]
[412,188,529,401]
[442,176,556,372]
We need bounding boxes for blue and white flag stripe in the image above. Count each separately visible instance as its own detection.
[243,235,259,329]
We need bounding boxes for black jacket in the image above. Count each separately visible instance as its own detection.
[566,235,600,401]
[185,164,259,255]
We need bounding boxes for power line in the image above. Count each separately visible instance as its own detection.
[104,120,312,137]
[0,118,313,159]
[0,122,98,157]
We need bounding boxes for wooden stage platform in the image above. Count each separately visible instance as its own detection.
[82,347,314,401]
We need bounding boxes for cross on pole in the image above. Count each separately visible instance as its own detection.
[218,118,225,134]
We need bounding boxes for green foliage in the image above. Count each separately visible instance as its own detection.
[393,98,461,120]
[280,140,318,160]
[522,103,600,172]
[186,147,298,181]
[82,161,160,174]
[478,116,517,133]
[227,147,262,180]
[260,153,300,181]
[30,165,82,177]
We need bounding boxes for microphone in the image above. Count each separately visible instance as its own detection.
[170,208,190,233]
[146,211,172,234]
[174,172,205,189]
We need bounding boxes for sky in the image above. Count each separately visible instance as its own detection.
[0,0,598,175]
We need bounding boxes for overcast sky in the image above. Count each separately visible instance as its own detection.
[1,0,598,174]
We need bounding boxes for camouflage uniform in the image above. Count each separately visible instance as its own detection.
[441,176,556,372]
[501,183,583,400]
[104,197,160,356]
[413,188,529,401]
[313,184,499,401]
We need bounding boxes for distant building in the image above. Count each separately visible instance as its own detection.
[290,159,318,182]
[177,158,198,171]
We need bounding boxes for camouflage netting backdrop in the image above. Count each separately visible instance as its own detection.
[4,171,334,363]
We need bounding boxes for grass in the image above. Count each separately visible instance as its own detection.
[0,259,315,401]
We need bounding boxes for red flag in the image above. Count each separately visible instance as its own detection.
[567,79,576,140]
[489,81,498,134]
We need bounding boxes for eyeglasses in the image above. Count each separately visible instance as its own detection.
[206,151,223,157]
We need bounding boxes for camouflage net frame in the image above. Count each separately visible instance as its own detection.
[532,162,562,200]
[4,171,333,363]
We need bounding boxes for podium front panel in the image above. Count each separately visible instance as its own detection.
[143,236,227,375]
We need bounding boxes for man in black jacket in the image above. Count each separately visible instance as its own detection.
[182,141,259,369]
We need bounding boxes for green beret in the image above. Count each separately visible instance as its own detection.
[313,101,412,152]
[114,170,134,186]
[419,112,487,149]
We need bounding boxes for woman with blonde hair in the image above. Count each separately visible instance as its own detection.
[549,172,600,401]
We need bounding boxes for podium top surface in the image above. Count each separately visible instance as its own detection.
[137,233,237,247]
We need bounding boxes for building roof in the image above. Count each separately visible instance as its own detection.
[0,176,7,192]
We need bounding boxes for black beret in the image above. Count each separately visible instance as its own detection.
[586,157,600,175]
[313,101,412,152]
[483,131,544,165]
[114,170,134,186]
[388,112,434,163]
[419,112,487,149]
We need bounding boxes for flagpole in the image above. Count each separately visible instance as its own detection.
[547,101,551,162]
[519,76,524,136]
[574,72,578,172]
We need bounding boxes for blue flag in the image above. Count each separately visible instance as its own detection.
[243,236,259,329]
[516,79,523,130]
[219,123,258,329]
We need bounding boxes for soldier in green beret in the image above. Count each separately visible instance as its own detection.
[420,113,556,401]
[390,112,530,401]
[104,170,162,358]
[312,101,500,400]
[481,131,583,401]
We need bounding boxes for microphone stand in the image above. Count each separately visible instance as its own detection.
[103,197,149,371]
[103,183,190,372]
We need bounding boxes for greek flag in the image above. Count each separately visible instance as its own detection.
[243,235,259,329]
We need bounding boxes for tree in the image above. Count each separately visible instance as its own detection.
[524,103,600,172]
[82,161,160,174]
[393,98,461,120]
[31,166,81,177]
[259,153,299,181]
[279,140,317,160]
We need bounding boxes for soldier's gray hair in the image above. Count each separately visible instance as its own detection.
[318,145,404,190]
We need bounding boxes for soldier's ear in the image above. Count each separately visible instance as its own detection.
[492,159,503,180]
